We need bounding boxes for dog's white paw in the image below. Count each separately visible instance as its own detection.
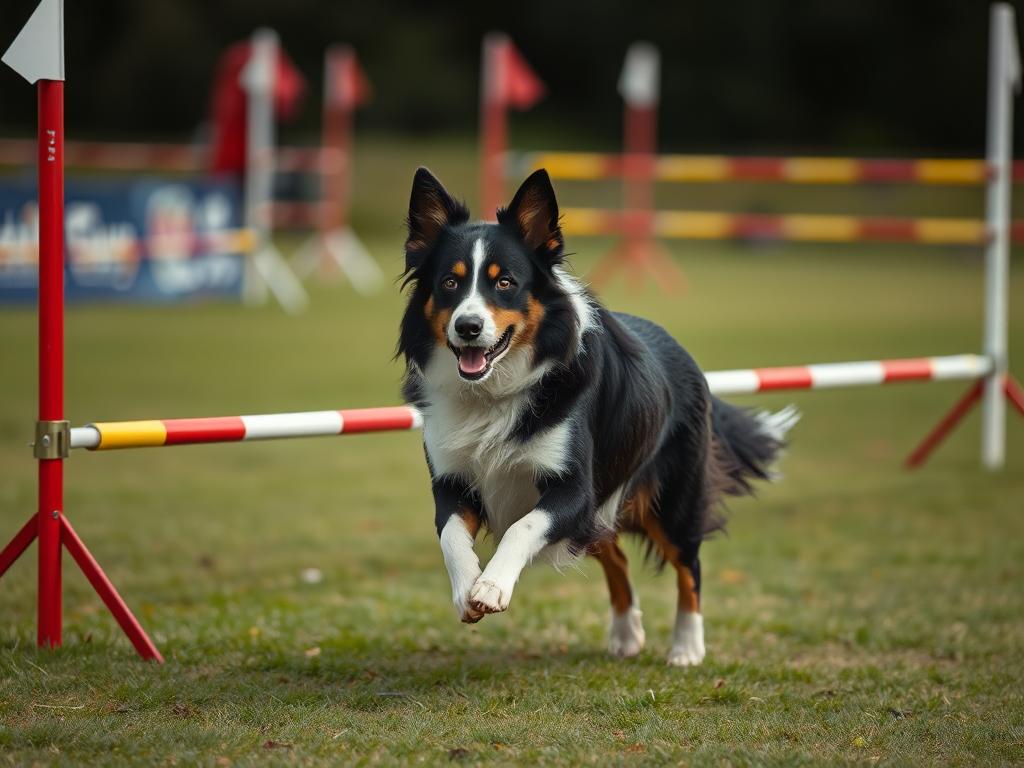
[608,607,645,658]
[469,578,510,614]
[667,612,705,667]
[453,592,485,623]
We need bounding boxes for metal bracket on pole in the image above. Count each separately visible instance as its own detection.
[32,419,69,459]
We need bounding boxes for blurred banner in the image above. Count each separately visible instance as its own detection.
[0,178,246,303]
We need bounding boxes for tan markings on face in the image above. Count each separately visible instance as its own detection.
[590,537,633,614]
[457,504,481,538]
[487,263,500,279]
[485,296,546,355]
[425,298,451,345]
[487,306,527,340]
[519,296,545,346]
[452,261,468,278]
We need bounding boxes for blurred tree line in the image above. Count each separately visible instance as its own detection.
[0,0,1012,154]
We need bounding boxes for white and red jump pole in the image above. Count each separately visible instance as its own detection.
[239,28,309,313]
[589,43,685,293]
[0,0,162,660]
[907,3,1023,471]
[291,45,382,292]
[479,33,545,218]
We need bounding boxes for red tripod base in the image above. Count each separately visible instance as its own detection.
[905,374,1024,468]
[589,236,687,295]
[0,512,162,662]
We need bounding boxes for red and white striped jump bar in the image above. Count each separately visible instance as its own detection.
[704,353,991,396]
[66,355,991,451]
[520,151,1024,185]
[69,407,423,451]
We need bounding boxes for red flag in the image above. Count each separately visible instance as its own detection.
[208,40,306,174]
[491,37,544,110]
[328,46,372,110]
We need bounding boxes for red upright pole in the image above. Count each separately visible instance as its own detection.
[36,78,64,648]
[319,47,353,274]
[480,34,506,219]
[590,42,683,293]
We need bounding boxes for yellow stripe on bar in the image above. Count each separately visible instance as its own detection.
[656,156,730,182]
[914,218,988,244]
[560,208,613,235]
[529,153,609,180]
[781,215,860,241]
[784,158,860,184]
[227,228,258,254]
[655,211,734,239]
[93,420,168,450]
[914,159,988,185]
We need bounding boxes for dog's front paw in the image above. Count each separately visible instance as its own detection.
[453,592,485,623]
[468,578,510,614]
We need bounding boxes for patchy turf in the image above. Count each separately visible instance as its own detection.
[1,141,1023,765]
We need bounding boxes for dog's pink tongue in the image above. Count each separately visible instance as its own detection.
[459,347,487,375]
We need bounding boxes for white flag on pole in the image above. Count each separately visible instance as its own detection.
[2,0,64,84]
[618,42,660,108]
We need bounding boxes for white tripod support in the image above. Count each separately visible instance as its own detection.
[241,28,309,314]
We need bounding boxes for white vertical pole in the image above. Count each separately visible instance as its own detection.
[242,28,278,306]
[982,3,1020,470]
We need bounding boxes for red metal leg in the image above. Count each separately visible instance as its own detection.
[0,515,37,580]
[904,380,984,469]
[590,237,686,294]
[60,515,163,662]
[1005,375,1024,417]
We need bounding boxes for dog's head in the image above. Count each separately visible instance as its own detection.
[398,167,594,392]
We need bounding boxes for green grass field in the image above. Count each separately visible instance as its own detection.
[1,140,1024,765]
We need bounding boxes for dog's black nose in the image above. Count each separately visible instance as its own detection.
[454,315,484,340]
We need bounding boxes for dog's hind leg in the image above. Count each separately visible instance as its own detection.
[591,538,645,657]
[641,516,706,667]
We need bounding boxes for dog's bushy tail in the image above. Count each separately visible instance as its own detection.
[710,398,800,497]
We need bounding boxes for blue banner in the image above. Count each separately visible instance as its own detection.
[0,178,246,303]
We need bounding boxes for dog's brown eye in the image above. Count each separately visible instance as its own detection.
[442,277,458,291]
[496,277,514,290]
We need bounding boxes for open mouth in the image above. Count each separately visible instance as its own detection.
[450,326,514,380]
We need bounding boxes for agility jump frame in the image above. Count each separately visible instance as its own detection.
[0,31,381,308]
[499,9,1024,293]
[1,2,1022,663]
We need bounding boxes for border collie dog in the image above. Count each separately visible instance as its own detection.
[398,168,797,666]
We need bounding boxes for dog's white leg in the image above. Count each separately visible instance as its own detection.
[439,515,484,623]
[592,537,645,657]
[667,611,705,666]
[469,509,551,614]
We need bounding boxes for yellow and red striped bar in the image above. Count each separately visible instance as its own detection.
[560,208,1024,245]
[67,355,991,451]
[70,406,423,451]
[521,151,1024,185]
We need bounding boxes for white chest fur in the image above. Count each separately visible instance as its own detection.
[423,390,570,541]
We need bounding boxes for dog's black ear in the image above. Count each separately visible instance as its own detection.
[405,168,468,269]
[497,169,563,264]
